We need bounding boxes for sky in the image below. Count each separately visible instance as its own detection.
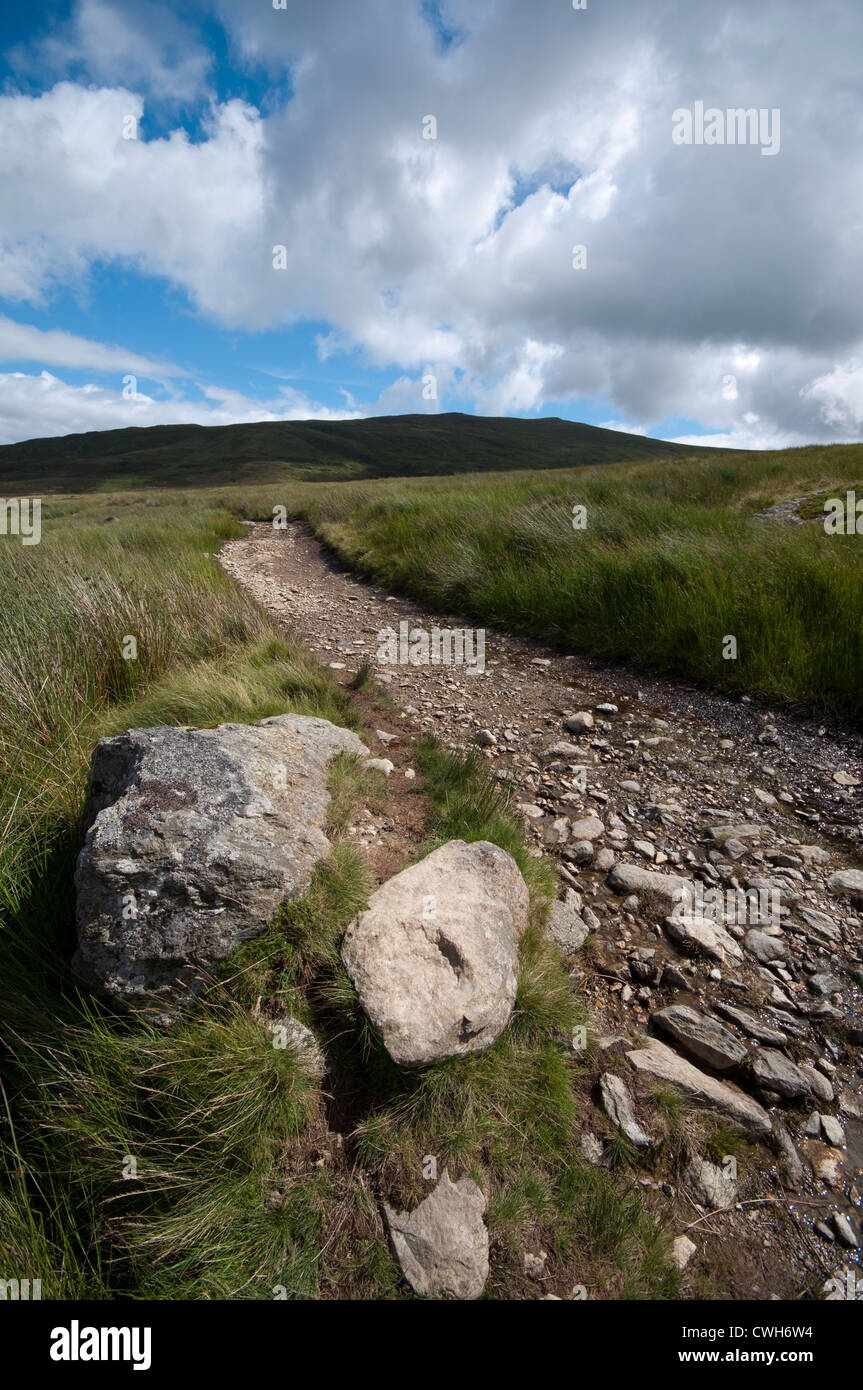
[0,0,862,449]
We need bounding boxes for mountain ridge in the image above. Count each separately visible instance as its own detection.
[0,411,722,492]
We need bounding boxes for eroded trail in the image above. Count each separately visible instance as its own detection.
[221,519,863,1299]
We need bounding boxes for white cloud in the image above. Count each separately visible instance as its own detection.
[8,0,212,104]
[0,315,185,380]
[802,360,863,433]
[0,0,862,443]
[0,370,360,445]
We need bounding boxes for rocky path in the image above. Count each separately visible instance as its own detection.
[221,520,863,1300]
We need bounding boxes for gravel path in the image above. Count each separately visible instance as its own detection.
[221,518,863,1300]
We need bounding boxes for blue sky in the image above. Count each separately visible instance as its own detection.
[0,0,861,447]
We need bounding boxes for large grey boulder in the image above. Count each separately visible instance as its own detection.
[74,715,369,1020]
[383,1171,489,1299]
[341,840,529,1067]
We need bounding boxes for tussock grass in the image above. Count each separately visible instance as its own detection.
[0,494,360,1298]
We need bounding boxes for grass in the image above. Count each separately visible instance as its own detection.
[283,443,863,724]
[0,490,676,1300]
[0,493,359,1298]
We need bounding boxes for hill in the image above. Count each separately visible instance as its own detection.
[0,412,719,492]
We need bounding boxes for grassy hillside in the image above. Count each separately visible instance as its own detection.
[0,412,717,492]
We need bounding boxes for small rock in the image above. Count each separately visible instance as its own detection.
[671,1235,697,1271]
[270,1017,326,1080]
[569,816,605,841]
[665,915,743,964]
[750,1048,811,1100]
[383,1171,489,1299]
[607,863,690,907]
[565,840,594,864]
[772,1120,805,1190]
[744,930,787,965]
[685,1157,738,1208]
[802,1111,823,1139]
[563,712,594,734]
[832,1213,858,1248]
[820,1114,846,1148]
[364,758,395,777]
[599,1071,652,1147]
[802,1141,843,1187]
[827,869,863,901]
[545,900,589,954]
[580,1132,605,1165]
[652,1004,747,1071]
[800,1064,834,1103]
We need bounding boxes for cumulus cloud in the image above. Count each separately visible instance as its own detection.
[7,0,213,104]
[0,0,862,445]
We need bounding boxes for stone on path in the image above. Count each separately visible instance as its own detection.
[828,869,863,900]
[652,1004,747,1071]
[599,1071,652,1148]
[750,1048,811,1100]
[545,894,589,954]
[665,915,744,964]
[341,839,530,1067]
[607,862,690,907]
[671,1235,697,1271]
[626,1038,772,1139]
